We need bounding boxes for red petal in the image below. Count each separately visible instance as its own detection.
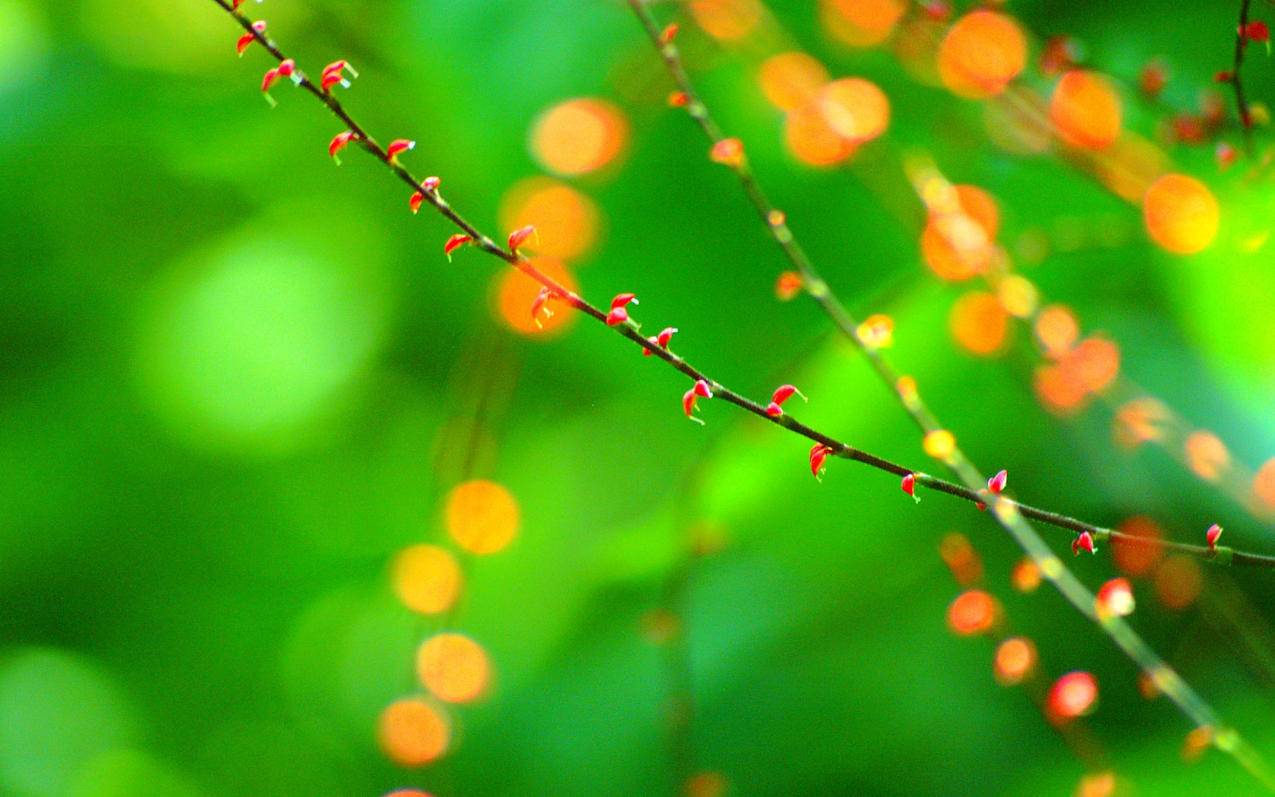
[443,233,473,257]
[508,225,536,251]
[988,469,1007,494]
[765,402,782,417]
[693,379,713,398]
[409,192,425,214]
[605,307,628,326]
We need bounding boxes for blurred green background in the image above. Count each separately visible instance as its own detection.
[2,0,1275,794]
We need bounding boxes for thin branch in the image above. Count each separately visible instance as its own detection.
[623,0,1274,787]
[1230,0,1255,153]
[210,0,1273,785]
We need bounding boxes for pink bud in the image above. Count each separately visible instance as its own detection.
[1243,20,1270,43]
[320,60,358,89]
[320,71,343,93]
[409,191,425,214]
[1206,523,1223,549]
[765,402,783,417]
[771,384,806,406]
[693,379,712,399]
[422,176,441,192]
[901,472,920,503]
[531,287,555,328]
[1216,142,1237,169]
[1071,531,1096,556]
[810,444,833,480]
[277,59,295,78]
[236,31,258,56]
[988,469,1007,494]
[444,234,473,260]
[386,139,415,163]
[659,23,679,44]
[328,130,358,163]
[643,327,678,356]
[508,225,536,252]
[710,138,744,167]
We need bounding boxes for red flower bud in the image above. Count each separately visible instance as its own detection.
[1206,523,1223,549]
[508,225,536,252]
[261,67,281,102]
[765,384,806,417]
[320,60,358,92]
[277,59,295,78]
[901,472,920,503]
[1242,20,1270,43]
[422,176,441,192]
[531,287,555,328]
[810,444,833,480]
[1071,531,1096,556]
[1214,70,1234,83]
[444,233,473,260]
[659,23,679,44]
[606,293,638,326]
[682,380,712,425]
[236,22,265,56]
[409,192,425,214]
[643,326,678,356]
[1216,142,1237,169]
[386,139,415,164]
[988,469,1007,494]
[710,138,744,167]
[328,130,358,164]
[668,91,690,108]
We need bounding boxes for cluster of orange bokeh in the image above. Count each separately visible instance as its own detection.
[378,480,520,775]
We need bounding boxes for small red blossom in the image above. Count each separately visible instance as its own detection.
[710,138,744,167]
[765,384,806,417]
[236,21,266,56]
[421,176,441,192]
[810,443,833,480]
[988,469,1007,494]
[409,191,425,214]
[261,67,281,104]
[1242,20,1270,43]
[901,472,920,503]
[1139,62,1167,97]
[531,287,555,328]
[328,130,358,164]
[1206,523,1223,549]
[1214,70,1234,84]
[386,139,415,164]
[320,60,358,93]
[508,225,537,252]
[775,271,803,301]
[443,233,473,260]
[1072,531,1096,556]
[668,91,690,108]
[643,326,678,357]
[659,23,679,45]
[682,379,713,425]
[606,293,638,326]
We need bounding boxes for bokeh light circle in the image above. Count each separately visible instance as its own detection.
[530,98,629,177]
[377,699,450,767]
[392,545,463,615]
[938,11,1027,98]
[445,480,520,555]
[416,633,492,704]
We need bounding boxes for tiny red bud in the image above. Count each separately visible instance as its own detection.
[531,287,555,328]
[1071,531,1096,556]
[1214,70,1234,83]
[386,139,415,163]
[261,67,280,93]
[322,60,358,79]
[921,0,950,21]
[659,22,679,45]
[422,176,441,192]
[1243,20,1270,43]
[610,293,638,310]
[988,469,1007,494]
[810,443,833,480]
[1139,62,1167,97]
[443,233,473,260]
[277,59,295,78]
[668,91,690,108]
[765,401,783,417]
[1216,141,1237,168]
[328,130,358,163]
[770,384,806,407]
[606,307,629,326]
[643,327,678,356]
[236,32,257,56]
[683,382,711,425]
[409,191,425,214]
[710,138,744,167]
[508,225,536,252]
[321,71,344,93]
[901,472,920,503]
[1206,523,1223,549]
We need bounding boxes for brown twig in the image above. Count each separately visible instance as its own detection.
[1230,0,1256,153]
